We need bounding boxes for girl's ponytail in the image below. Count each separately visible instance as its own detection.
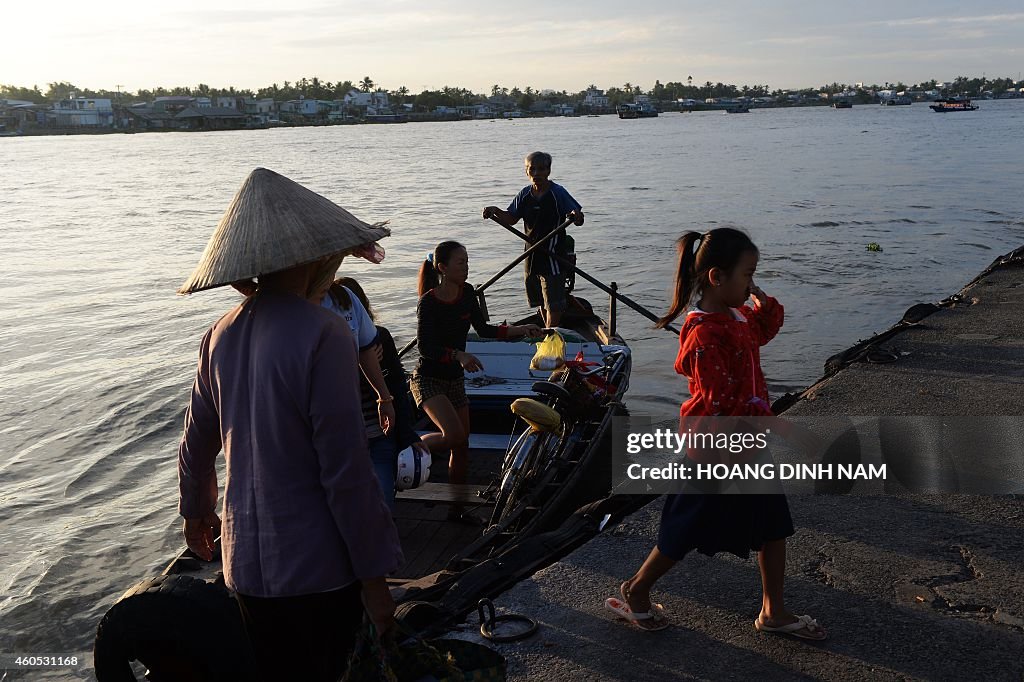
[657,227,759,328]
[657,232,702,328]
[417,240,464,296]
[417,255,440,297]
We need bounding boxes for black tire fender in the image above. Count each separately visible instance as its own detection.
[94,574,254,681]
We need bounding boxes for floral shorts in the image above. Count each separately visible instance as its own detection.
[409,372,468,410]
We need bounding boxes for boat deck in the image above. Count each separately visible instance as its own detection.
[391,439,504,580]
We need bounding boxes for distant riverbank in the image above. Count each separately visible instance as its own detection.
[11,97,1016,138]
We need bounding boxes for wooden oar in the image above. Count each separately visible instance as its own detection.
[396,214,679,359]
[398,219,575,359]
[476,218,572,294]
[486,215,679,335]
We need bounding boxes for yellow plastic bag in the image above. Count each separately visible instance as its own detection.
[530,331,566,371]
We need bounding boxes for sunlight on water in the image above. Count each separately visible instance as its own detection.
[1,102,1023,676]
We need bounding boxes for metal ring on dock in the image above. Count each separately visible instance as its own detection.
[477,598,538,643]
[865,349,901,364]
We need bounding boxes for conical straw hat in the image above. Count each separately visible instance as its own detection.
[178,168,390,294]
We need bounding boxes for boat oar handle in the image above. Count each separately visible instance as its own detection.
[486,215,679,335]
[476,218,572,295]
[397,218,572,359]
[398,337,416,359]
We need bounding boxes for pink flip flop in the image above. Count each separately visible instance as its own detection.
[604,597,670,631]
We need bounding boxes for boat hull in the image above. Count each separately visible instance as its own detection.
[929,100,978,112]
[617,104,658,118]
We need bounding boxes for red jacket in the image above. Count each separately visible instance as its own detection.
[675,296,784,418]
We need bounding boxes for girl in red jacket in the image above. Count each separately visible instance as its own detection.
[606,227,826,640]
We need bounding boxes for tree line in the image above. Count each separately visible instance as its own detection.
[2,74,1020,109]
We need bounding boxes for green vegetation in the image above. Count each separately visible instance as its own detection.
[2,73,1020,109]
[867,243,883,252]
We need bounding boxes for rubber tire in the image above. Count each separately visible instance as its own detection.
[94,574,255,682]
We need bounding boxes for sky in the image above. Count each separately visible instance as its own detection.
[3,0,1022,94]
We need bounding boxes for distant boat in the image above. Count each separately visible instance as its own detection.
[365,113,408,123]
[832,101,853,109]
[724,104,750,113]
[929,98,978,112]
[617,102,658,119]
[881,96,912,106]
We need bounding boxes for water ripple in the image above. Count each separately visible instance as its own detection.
[2,102,1024,674]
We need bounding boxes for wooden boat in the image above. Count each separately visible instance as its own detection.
[617,102,658,118]
[93,251,643,680]
[929,98,978,112]
[724,104,751,113]
[832,101,853,109]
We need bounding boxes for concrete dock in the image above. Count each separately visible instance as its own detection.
[453,247,1024,680]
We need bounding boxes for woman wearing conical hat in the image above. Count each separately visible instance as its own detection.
[176,168,401,681]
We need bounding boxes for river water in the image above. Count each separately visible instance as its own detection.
[2,101,1023,679]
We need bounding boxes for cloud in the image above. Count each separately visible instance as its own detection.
[5,1,1023,95]
[875,12,1024,27]
[279,14,663,52]
[753,35,842,47]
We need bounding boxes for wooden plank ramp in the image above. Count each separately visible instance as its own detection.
[396,482,494,506]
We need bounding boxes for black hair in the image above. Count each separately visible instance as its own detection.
[417,240,465,296]
[525,151,552,167]
[333,277,375,321]
[657,227,758,329]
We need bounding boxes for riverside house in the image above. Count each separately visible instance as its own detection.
[52,97,114,127]
[582,87,610,112]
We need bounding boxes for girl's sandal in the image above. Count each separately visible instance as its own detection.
[754,614,827,641]
[604,597,669,631]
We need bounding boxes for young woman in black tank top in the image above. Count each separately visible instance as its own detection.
[412,241,542,521]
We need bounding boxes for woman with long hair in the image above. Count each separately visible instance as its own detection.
[411,241,541,520]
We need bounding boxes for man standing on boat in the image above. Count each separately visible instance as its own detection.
[483,151,584,328]
[176,168,401,681]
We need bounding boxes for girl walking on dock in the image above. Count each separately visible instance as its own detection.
[606,227,827,640]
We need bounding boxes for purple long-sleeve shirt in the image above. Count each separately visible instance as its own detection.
[178,290,403,597]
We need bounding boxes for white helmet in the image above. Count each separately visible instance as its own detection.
[396,445,431,491]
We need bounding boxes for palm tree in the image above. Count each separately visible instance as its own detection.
[360,76,375,92]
